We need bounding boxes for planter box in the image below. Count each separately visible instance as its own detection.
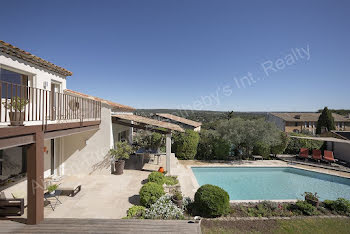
[164,184,181,194]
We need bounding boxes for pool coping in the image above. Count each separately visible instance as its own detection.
[188,164,350,202]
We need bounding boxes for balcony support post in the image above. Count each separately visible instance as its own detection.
[27,131,44,225]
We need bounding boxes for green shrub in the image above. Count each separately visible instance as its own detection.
[194,184,230,217]
[126,205,146,219]
[172,129,200,160]
[212,138,231,160]
[139,182,165,207]
[148,172,164,184]
[252,142,270,158]
[271,132,289,155]
[284,133,323,154]
[196,130,214,160]
[164,176,178,185]
[145,195,184,219]
[294,200,317,216]
[324,198,350,216]
[196,130,230,160]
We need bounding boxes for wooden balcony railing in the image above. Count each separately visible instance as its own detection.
[0,80,101,128]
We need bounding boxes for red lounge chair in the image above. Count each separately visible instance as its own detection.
[323,150,336,163]
[298,148,309,160]
[312,149,322,162]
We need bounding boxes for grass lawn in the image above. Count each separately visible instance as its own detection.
[201,217,350,234]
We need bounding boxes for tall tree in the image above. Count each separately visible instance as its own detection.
[316,107,335,134]
[216,118,281,157]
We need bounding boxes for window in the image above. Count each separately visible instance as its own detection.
[118,130,128,142]
[0,68,28,98]
[295,122,298,127]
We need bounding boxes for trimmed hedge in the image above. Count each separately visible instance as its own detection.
[284,134,324,154]
[148,172,164,184]
[139,182,165,207]
[194,184,230,217]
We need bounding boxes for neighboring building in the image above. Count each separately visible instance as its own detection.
[155,113,202,132]
[0,40,134,224]
[326,131,350,163]
[267,112,350,135]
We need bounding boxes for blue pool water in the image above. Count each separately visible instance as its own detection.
[191,167,350,201]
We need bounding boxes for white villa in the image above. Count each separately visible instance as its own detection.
[0,40,183,224]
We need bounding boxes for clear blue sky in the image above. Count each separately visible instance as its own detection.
[1,0,349,112]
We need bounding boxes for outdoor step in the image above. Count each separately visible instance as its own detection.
[0,219,201,234]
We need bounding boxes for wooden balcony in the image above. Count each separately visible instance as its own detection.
[0,80,101,133]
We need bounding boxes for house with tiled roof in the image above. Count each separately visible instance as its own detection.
[267,112,350,135]
[0,40,184,225]
[0,40,135,224]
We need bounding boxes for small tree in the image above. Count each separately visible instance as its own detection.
[172,129,200,160]
[271,132,289,156]
[109,141,132,161]
[316,107,335,134]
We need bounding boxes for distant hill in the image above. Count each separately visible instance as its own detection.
[135,109,267,126]
[317,109,350,117]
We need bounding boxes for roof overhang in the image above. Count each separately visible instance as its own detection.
[112,114,185,133]
[0,40,73,76]
[156,113,202,127]
[65,89,135,112]
[290,135,350,144]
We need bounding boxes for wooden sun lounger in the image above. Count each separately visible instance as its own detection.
[0,192,24,216]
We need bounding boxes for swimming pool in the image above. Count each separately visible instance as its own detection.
[191,167,350,201]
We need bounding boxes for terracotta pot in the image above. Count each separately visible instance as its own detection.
[114,160,125,175]
[158,167,164,173]
[172,197,183,209]
[9,112,25,126]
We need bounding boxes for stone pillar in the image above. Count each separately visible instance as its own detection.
[27,131,44,225]
[166,133,172,175]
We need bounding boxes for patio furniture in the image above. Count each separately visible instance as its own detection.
[323,150,337,164]
[252,155,263,160]
[59,182,81,197]
[297,148,309,160]
[0,192,24,216]
[312,149,322,162]
[44,190,62,211]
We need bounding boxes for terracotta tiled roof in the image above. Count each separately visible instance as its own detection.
[113,114,185,132]
[0,40,72,76]
[156,113,202,127]
[65,89,135,112]
[270,112,350,122]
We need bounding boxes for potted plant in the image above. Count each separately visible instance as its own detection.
[303,192,319,207]
[172,190,183,208]
[47,184,59,195]
[109,141,132,175]
[2,96,29,126]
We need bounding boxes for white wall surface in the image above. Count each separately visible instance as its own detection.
[61,104,113,175]
[327,141,350,163]
[0,53,67,90]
